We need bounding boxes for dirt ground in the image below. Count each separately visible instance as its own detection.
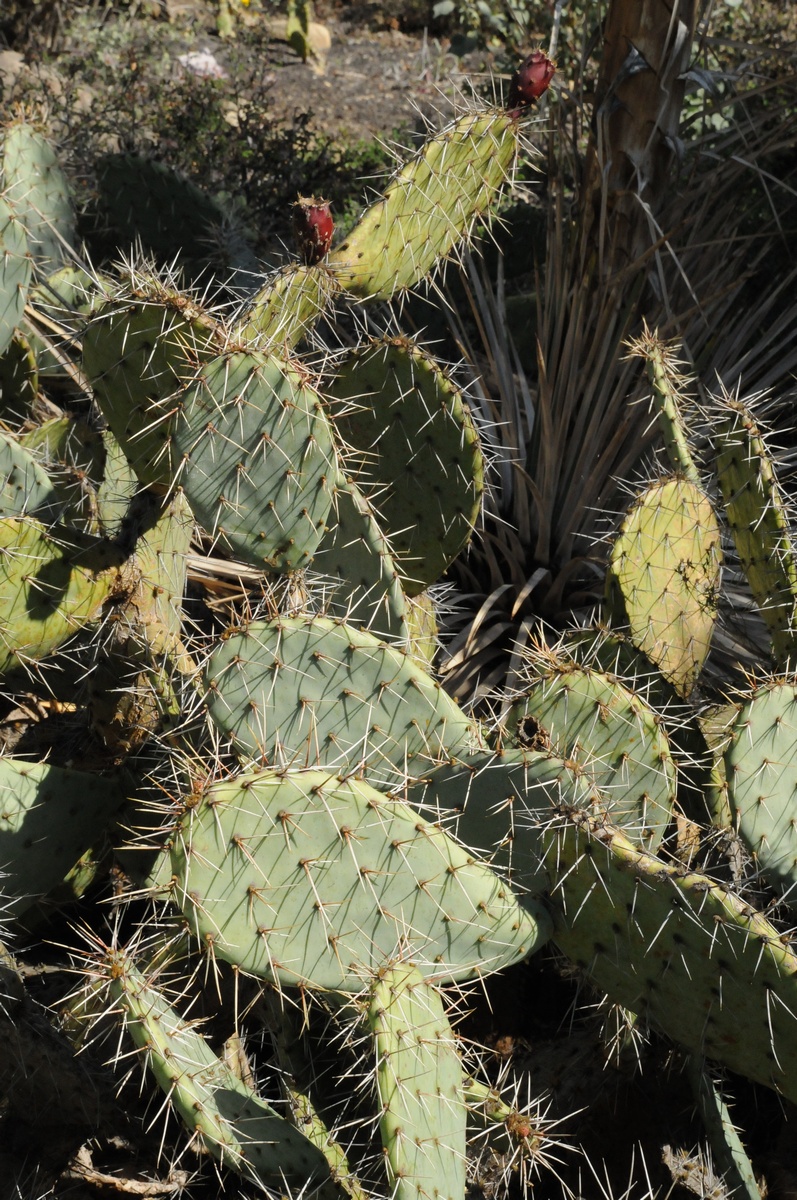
[1,0,515,144]
[215,1,509,142]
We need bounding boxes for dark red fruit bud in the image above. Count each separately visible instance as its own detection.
[507,50,556,112]
[293,196,334,265]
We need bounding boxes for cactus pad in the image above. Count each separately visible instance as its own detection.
[0,758,123,913]
[21,415,107,531]
[406,591,438,671]
[504,664,675,852]
[0,330,38,420]
[369,962,466,1200]
[546,809,797,1103]
[409,747,601,897]
[0,196,32,358]
[3,123,76,270]
[329,110,518,301]
[714,400,797,663]
[724,681,797,894]
[203,615,482,779]
[311,476,407,643]
[106,951,339,1192]
[0,430,58,521]
[0,517,116,674]
[236,264,339,350]
[174,350,337,572]
[171,769,547,990]
[83,296,219,487]
[606,476,721,696]
[328,338,483,594]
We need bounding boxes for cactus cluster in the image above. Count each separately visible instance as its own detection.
[1,79,796,1199]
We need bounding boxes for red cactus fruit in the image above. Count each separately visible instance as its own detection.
[507,50,556,112]
[293,196,334,265]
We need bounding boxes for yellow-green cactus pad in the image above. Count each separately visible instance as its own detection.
[329,110,518,301]
[607,476,721,696]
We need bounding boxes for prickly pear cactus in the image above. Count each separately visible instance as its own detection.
[5,103,797,1200]
[103,949,342,1194]
[369,961,466,1200]
[328,337,484,595]
[83,289,220,487]
[202,615,484,778]
[723,680,797,895]
[544,807,797,1104]
[0,197,32,357]
[2,122,76,272]
[170,769,549,990]
[174,349,338,571]
[330,110,520,300]
[504,659,676,852]
[606,475,722,696]
[714,397,797,663]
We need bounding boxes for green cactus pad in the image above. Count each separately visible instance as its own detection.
[2,123,76,271]
[0,196,32,358]
[724,681,797,894]
[561,626,717,827]
[0,758,123,914]
[106,951,339,1193]
[328,338,483,594]
[714,400,797,664]
[408,747,601,897]
[606,476,721,696]
[546,808,797,1103]
[83,294,220,488]
[369,962,466,1200]
[311,476,407,643]
[504,664,675,852]
[0,517,116,674]
[235,264,340,351]
[174,350,337,572]
[171,769,548,990]
[0,430,58,521]
[329,110,518,301]
[203,615,482,780]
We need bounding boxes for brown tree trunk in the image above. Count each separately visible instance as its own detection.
[581,0,699,277]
